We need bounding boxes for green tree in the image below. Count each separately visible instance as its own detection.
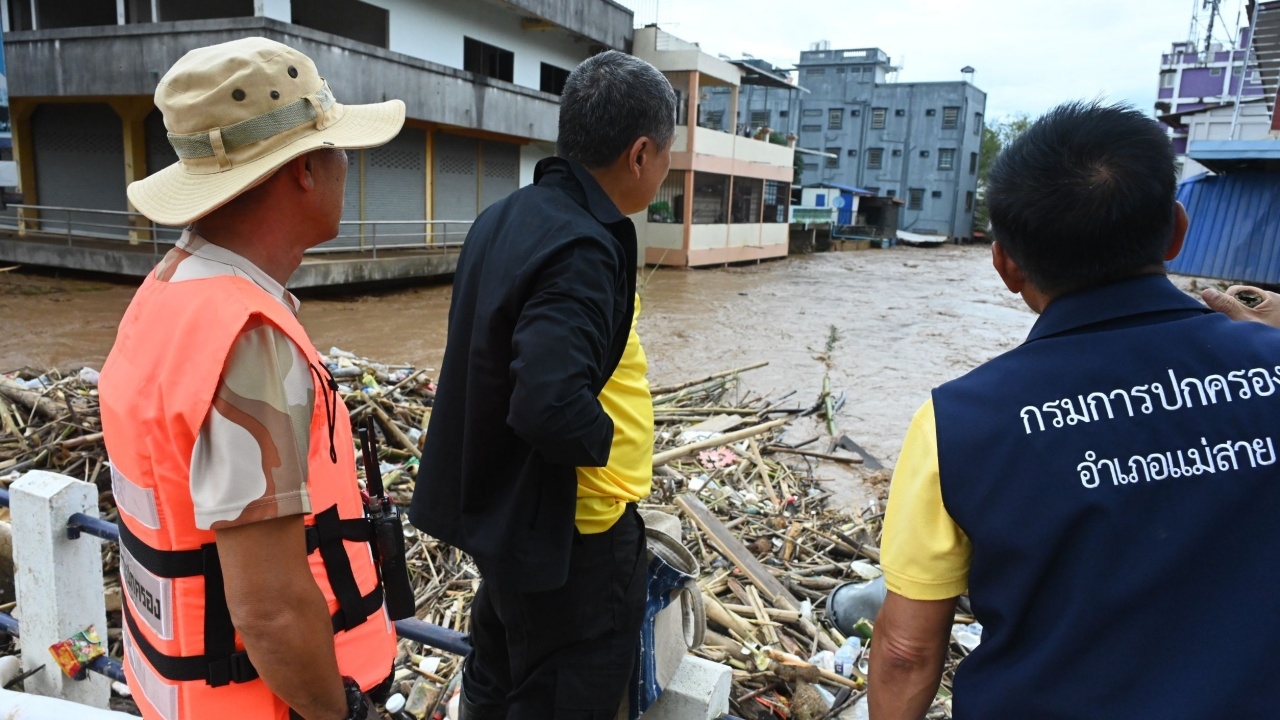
[974,114,1030,234]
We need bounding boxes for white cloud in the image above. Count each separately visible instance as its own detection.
[620,0,1246,120]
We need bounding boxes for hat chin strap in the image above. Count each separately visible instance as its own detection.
[166,81,338,162]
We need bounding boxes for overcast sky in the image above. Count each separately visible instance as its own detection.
[616,0,1250,120]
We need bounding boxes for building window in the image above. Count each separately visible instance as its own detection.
[867,147,884,169]
[931,190,943,198]
[942,107,960,129]
[866,187,880,195]
[764,181,791,223]
[969,152,978,175]
[871,108,887,129]
[647,170,687,223]
[886,189,896,198]
[801,124,822,132]
[847,149,858,157]
[804,162,819,171]
[926,109,937,116]
[965,191,974,212]
[464,37,514,82]
[1233,66,1244,76]
[691,173,731,224]
[974,112,983,135]
[938,148,956,171]
[779,110,789,117]
[828,108,843,130]
[920,150,931,158]
[825,148,841,168]
[750,110,771,127]
[292,0,388,48]
[703,110,725,130]
[891,148,902,157]
[731,177,764,223]
[1210,67,1223,77]
[803,108,824,117]
[895,109,906,117]
[908,188,925,210]
[808,68,826,78]
[540,63,571,95]
[1159,72,1176,88]
[851,108,861,117]
[837,67,846,74]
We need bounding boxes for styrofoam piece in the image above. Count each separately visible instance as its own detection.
[0,687,135,718]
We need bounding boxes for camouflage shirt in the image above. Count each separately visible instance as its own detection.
[155,231,315,531]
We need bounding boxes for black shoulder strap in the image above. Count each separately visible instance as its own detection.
[119,505,385,687]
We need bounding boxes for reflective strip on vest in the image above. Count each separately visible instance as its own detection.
[125,631,178,720]
[112,463,161,530]
[121,543,174,641]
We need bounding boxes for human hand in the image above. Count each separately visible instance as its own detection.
[1202,286,1280,329]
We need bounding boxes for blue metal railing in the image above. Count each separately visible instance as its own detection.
[0,488,472,687]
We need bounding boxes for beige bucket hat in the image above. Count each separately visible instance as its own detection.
[128,37,406,227]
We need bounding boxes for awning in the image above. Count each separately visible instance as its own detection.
[813,182,876,196]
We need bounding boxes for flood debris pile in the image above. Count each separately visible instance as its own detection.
[1,354,976,719]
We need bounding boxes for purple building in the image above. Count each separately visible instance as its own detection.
[1155,28,1266,158]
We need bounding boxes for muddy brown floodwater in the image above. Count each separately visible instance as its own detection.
[3,245,1051,509]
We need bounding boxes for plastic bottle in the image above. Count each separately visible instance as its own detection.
[834,636,862,678]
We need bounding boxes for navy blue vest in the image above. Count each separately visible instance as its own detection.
[933,275,1280,719]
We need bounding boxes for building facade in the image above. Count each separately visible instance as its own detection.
[0,0,632,241]
[630,26,795,267]
[705,46,984,240]
[1155,28,1267,171]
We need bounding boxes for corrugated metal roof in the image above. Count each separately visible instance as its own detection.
[1168,171,1280,284]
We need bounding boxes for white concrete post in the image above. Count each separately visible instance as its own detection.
[11,471,110,708]
[639,656,732,720]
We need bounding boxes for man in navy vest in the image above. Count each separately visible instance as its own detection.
[868,101,1280,719]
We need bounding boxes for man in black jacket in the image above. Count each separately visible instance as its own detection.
[409,50,676,719]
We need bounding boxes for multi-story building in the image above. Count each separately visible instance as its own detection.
[705,45,985,240]
[0,0,632,279]
[1155,28,1268,174]
[629,26,796,267]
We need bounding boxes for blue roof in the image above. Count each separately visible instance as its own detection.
[813,182,876,196]
[1168,171,1280,284]
[1188,139,1280,163]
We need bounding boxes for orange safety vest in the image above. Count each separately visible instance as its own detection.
[100,273,397,720]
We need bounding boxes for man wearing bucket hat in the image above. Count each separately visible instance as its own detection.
[99,37,405,720]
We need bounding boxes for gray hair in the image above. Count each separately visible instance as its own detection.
[557,51,677,169]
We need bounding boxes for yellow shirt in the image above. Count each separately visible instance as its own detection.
[575,295,654,533]
[880,399,973,600]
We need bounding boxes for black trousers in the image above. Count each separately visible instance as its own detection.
[464,504,647,720]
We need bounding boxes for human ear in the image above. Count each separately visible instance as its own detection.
[1165,201,1189,262]
[991,241,1026,294]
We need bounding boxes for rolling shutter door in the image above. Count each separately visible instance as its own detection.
[433,132,478,225]
[363,129,426,250]
[33,103,127,237]
[479,140,519,212]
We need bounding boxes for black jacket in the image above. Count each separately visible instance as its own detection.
[408,157,638,592]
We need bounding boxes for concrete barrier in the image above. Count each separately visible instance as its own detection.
[11,472,110,708]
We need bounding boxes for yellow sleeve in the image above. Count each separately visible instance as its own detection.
[880,399,972,601]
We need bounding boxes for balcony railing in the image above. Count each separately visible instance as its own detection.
[0,205,472,258]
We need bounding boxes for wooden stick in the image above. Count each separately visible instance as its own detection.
[370,402,422,459]
[765,446,865,465]
[654,419,788,467]
[0,379,61,420]
[648,362,769,396]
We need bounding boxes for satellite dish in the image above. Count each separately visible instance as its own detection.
[832,195,847,209]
